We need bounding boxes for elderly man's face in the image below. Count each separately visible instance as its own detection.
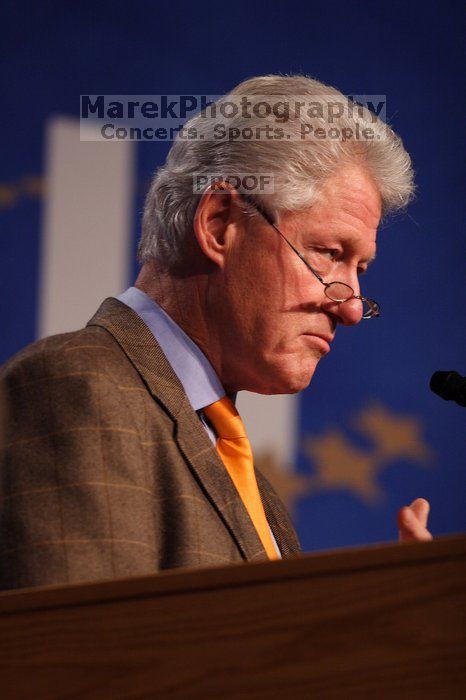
[211,164,381,394]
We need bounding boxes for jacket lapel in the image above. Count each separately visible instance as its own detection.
[87,297,270,563]
[256,470,301,556]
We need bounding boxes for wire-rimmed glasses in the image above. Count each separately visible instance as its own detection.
[240,194,380,320]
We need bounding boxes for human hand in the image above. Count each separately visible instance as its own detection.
[397,498,433,542]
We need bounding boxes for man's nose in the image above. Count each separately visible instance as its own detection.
[333,271,365,325]
[332,296,364,325]
[322,280,364,325]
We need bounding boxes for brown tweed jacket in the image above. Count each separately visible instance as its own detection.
[0,298,301,590]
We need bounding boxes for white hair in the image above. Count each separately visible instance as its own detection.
[139,74,415,267]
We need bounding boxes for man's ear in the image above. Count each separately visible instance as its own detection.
[193,185,243,268]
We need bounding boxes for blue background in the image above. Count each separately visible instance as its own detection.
[1,0,465,551]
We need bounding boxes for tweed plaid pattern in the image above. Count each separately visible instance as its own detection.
[0,298,301,590]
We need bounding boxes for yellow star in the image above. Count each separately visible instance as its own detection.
[353,403,435,464]
[0,184,18,208]
[302,430,384,505]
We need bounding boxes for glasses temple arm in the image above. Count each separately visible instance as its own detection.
[270,223,326,284]
[239,191,326,285]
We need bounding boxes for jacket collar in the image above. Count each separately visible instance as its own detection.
[87,297,272,563]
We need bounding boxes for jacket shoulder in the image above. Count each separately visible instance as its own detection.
[0,325,136,386]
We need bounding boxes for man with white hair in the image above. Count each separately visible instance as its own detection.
[0,75,432,590]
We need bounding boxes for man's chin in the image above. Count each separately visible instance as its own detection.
[252,360,319,395]
[282,372,317,394]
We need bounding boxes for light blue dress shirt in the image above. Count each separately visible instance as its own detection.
[117,287,281,558]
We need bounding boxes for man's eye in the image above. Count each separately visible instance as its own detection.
[304,246,340,271]
[317,248,339,260]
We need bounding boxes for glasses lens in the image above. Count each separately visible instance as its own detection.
[362,298,380,319]
[325,283,380,320]
[324,281,354,302]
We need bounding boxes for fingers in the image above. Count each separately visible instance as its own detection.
[397,499,433,543]
[408,498,430,528]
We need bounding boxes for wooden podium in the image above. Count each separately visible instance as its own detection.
[1,535,465,699]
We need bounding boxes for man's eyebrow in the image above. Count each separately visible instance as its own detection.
[364,251,377,266]
[301,229,377,265]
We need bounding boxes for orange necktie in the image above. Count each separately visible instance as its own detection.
[203,397,279,560]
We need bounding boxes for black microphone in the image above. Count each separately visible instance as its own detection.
[430,371,466,408]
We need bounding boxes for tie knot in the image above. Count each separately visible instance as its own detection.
[203,397,248,440]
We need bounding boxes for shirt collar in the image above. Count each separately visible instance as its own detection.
[117,287,225,411]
